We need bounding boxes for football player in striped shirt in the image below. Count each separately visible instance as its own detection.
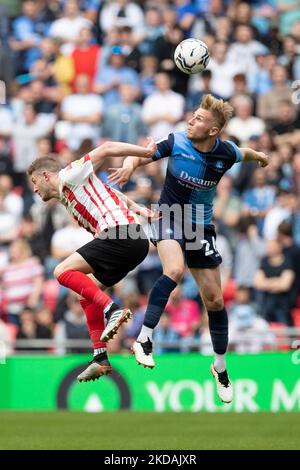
[28,138,157,382]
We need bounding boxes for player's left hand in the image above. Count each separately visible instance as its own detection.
[257,152,269,167]
[145,137,157,157]
[135,206,161,222]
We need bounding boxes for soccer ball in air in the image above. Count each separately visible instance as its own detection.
[174,38,210,74]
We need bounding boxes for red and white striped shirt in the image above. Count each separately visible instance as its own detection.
[58,154,140,237]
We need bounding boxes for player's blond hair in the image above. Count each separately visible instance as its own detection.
[200,94,233,131]
[27,157,63,176]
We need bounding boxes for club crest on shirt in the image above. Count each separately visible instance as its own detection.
[63,186,71,197]
[215,160,224,171]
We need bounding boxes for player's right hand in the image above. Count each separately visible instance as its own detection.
[107,167,133,188]
[257,152,269,167]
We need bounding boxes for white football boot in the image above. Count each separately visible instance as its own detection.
[210,364,233,403]
[77,355,112,382]
[100,308,132,342]
[132,339,155,368]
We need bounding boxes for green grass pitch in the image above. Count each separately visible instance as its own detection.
[0,411,299,450]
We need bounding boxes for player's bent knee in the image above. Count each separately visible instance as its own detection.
[165,267,184,283]
[206,297,224,311]
[53,264,68,279]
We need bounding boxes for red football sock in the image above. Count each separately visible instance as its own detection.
[57,270,112,311]
[80,299,106,349]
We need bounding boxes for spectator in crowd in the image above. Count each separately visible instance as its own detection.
[50,216,93,263]
[102,83,148,144]
[28,59,63,114]
[153,312,181,354]
[0,137,13,176]
[15,305,53,352]
[10,0,43,73]
[0,105,14,137]
[12,103,54,187]
[137,6,164,56]
[234,216,266,289]
[278,34,300,81]
[227,24,268,72]
[165,285,201,338]
[72,26,101,85]
[214,226,233,292]
[277,220,300,307]
[99,0,144,35]
[257,64,293,123]
[276,0,300,36]
[227,94,265,145]
[123,292,146,349]
[174,0,197,36]
[186,69,221,112]
[242,167,276,234]
[254,239,295,325]
[247,51,275,96]
[263,189,292,240]
[0,174,24,222]
[207,40,244,100]
[118,26,142,71]
[142,72,184,141]
[228,285,275,353]
[271,100,300,148]
[94,44,140,106]
[1,239,44,324]
[40,37,75,95]
[19,214,49,263]
[139,55,158,99]
[0,190,20,245]
[49,0,92,55]
[55,292,90,354]
[153,22,188,95]
[214,174,241,245]
[58,73,103,150]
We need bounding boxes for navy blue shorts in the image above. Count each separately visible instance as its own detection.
[150,218,222,269]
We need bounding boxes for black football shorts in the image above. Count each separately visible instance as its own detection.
[77,224,149,286]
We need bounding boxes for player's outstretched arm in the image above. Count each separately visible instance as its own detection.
[89,137,157,172]
[107,155,153,188]
[240,148,269,167]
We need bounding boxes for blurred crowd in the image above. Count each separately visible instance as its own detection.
[0,0,300,356]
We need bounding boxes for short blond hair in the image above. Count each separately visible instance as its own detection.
[200,94,233,131]
[27,157,63,176]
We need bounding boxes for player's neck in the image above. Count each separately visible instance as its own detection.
[50,175,60,199]
[192,137,218,153]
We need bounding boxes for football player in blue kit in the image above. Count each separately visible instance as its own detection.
[108,94,269,403]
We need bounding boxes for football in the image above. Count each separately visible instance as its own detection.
[174,38,210,74]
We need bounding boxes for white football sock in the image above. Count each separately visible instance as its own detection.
[214,353,226,373]
[137,325,153,343]
[93,348,106,357]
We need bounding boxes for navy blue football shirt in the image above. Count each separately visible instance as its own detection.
[152,131,243,225]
